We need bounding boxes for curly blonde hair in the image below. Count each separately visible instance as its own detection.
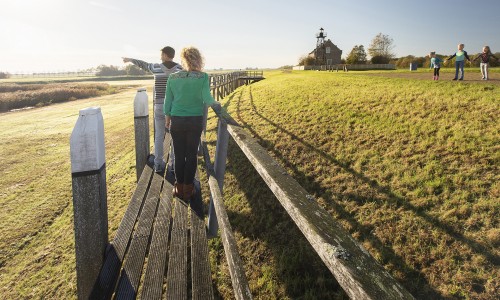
[180,47,204,71]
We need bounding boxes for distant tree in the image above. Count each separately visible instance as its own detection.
[125,64,147,75]
[393,54,445,68]
[279,65,294,70]
[414,56,427,67]
[298,55,316,66]
[368,33,395,62]
[0,72,11,79]
[346,45,367,64]
[395,55,415,68]
[371,55,390,64]
[96,65,127,76]
[492,52,500,67]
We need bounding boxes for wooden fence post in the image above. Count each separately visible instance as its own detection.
[211,75,216,99]
[134,88,149,181]
[70,107,108,300]
[217,76,221,101]
[208,119,230,237]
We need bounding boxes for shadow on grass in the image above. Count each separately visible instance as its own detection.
[230,86,457,299]
[222,137,348,299]
[247,86,499,267]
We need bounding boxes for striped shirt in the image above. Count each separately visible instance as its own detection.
[129,59,182,104]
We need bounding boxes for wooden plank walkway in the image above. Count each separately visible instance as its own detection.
[91,134,213,299]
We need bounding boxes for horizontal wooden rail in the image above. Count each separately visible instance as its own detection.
[201,140,252,300]
[226,123,415,300]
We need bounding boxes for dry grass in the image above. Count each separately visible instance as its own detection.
[0,82,120,112]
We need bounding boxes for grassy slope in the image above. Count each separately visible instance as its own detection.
[206,71,499,299]
[0,85,154,298]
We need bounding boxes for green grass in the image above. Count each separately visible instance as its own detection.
[0,71,498,299]
[204,70,499,299]
[0,85,154,298]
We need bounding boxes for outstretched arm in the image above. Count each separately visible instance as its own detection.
[464,51,471,61]
[445,53,456,62]
[122,57,154,73]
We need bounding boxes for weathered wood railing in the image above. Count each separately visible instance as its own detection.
[70,70,414,299]
[208,71,264,101]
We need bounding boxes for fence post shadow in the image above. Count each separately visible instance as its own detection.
[220,137,347,299]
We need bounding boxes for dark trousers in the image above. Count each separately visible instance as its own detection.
[433,67,440,77]
[170,116,203,185]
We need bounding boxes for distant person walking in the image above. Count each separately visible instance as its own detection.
[123,46,182,173]
[164,46,221,200]
[445,43,471,81]
[473,46,498,80]
[429,52,443,80]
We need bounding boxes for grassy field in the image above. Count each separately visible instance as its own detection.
[205,70,498,299]
[0,70,498,299]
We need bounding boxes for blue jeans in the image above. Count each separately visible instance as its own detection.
[454,60,465,79]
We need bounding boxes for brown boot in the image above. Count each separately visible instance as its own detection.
[183,183,195,201]
[172,182,184,198]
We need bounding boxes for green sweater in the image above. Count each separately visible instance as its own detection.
[163,71,216,116]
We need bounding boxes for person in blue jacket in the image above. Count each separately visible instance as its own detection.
[429,52,443,80]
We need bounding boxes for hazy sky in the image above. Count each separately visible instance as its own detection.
[1,0,499,73]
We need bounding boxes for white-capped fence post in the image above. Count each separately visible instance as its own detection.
[134,88,149,181]
[208,118,230,237]
[70,107,108,300]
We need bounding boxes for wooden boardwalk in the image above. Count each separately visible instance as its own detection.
[90,135,213,299]
[238,71,264,85]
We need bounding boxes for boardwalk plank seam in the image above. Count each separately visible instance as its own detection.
[166,198,188,299]
[140,139,174,299]
[114,172,163,299]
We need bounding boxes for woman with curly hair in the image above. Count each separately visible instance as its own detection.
[164,46,221,200]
